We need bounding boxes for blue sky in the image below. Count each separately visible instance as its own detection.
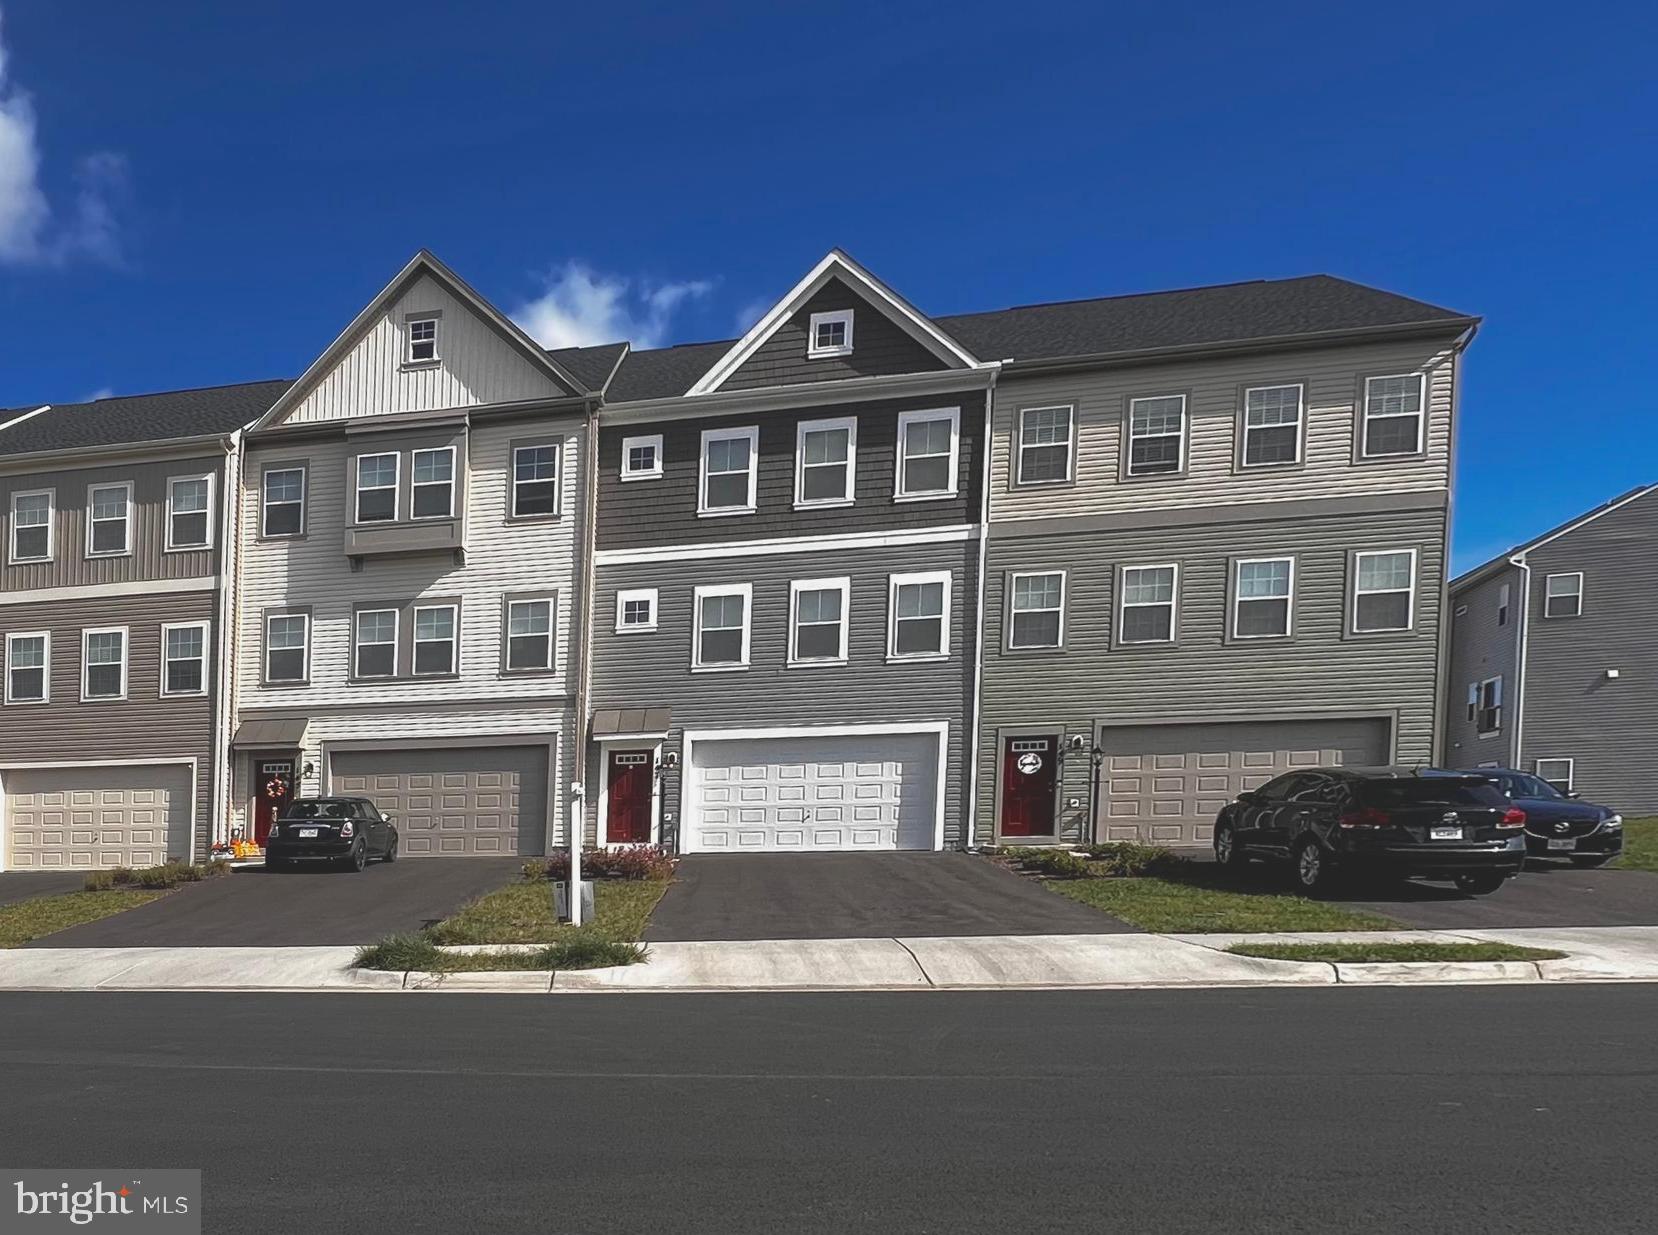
[1,0,1652,572]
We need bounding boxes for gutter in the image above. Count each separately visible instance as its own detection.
[1509,552,1532,769]
[569,394,603,921]
[213,430,244,854]
[963,365,1000,849]
[1433,324,1479,764]
[0,428,234,472]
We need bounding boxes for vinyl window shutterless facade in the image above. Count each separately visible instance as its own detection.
[620,434,663,482]
[265,614,309,683]
[10,489,53,562]
[355,453,399,523]
[888,571,950,660]
[5,631,48,704]
[788,577,850,666]
[1242,385,1303,467]
[807,309,854,358]
[167,475,213,549]
[411,447,456,519]
[512,444,560,517]
[506,599,555,671]
[1544,572,1583,618]
[1126,395,1186,476]
[895,407,960,499]
[1016,406,1073,485]
[262,467,306,537]
[700,427,758,515]
[615,588,658,634]
[354,609,398,679]
[795,417,857,507]
[1361,374,1426,457]
[413,605,458,675]
[161,622,209,697]
[1352,549,1417,632]
[1119,564,1178,644]
[692,584,751,670]
[1233,557,1294,638]
[82,627,128,700]
[87,482,132,556]
[1008,571,1064,649]
[407,316,439,363]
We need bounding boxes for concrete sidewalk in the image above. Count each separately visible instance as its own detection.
[4,926,1658,993]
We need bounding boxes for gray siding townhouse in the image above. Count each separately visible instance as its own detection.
[0,385,283,868]
[957,277,1480,846]
[1446,483,1658,813]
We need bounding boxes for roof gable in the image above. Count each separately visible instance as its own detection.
[1453,483,1658,588]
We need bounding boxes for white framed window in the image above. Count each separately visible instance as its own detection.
[86,482,133,557]
[411,447,456,519]
[795,416,857,507]
[166,474,213,550]
[354,609,398,679]
[512,443,560,518]
[355,452,399,523]
[1477,675,1503,734]
[81,626,128,700]
[615,588,659,634]
[1008,571,1065,650]
[888,571,951,661]
[895,407,960,500]
[262,467,306,537]
[1497,582,1511,626]
[407,315,439,364]
[1544,572,1583,618]
[4,631,48,704]
[265,613,309,683]
[1535,758,1575,793]
[1119,564,1179,644]
[161,622,209,697]
[1241,384,1303,467]
[1466,682,1479,723]
[788,577,850,666]
[620,434,664,482]
[699,426,758,516]
[413,604,458,675]
[506,599,555,672]
[1361,374,1426,457]
[1016,405,1074,485]
[692,583,752,670]
[807,309,854,358]
[9,488,53,563]
[1233,557,1294,639]
[1353,549,1417,633]
[1126,395,1186,476]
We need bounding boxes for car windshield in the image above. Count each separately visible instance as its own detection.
[1359,779,1509,809]
[279,800,358,820]
[1488,772,1563,801]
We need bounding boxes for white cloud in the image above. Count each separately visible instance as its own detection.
[511,262,712,350]
[82,386,114,402]
[731,297,771,339]
[0,9,125,265]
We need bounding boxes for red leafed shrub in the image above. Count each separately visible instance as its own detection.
[525,845,674,883]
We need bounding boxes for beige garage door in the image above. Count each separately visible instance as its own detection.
[1098,718,1391,846]
[330,746,548,857]
[4,765,193,869]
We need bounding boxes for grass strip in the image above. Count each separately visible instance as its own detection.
[0,889,171,948]
[424,878,667,945]
[1049,874,1397,934]
[1226,941,1566,963]
[355,930,643,973]
[1613,818,1658,872]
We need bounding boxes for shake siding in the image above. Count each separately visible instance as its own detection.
[1444,565,1521,768]
[988,338,1459,520]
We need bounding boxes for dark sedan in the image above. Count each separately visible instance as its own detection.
[265,797,400,871]
[1213,766,1528,895]
[1463,768,1624,867]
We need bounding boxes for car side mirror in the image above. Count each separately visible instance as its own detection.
[1566,791,1581,800]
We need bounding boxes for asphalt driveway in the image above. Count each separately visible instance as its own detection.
[1337,861,1658,930]
[0,871,86,908]
[644,852,1136,942]
[26,857,524,947]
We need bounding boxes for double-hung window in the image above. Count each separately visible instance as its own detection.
[1352,549,1416,632]
[407,315,439,364]
[82,627,127,700]
[1233,557,1294,639]
[615,588,658,634]
[167,475,213,549]
[506,599,555,671]
[87,483,132,556]
[1544,572,1583,618]
[1497,582,1511,626]
[1016,406,1073,485]
[1477,676,1503,734]
[1362,374,1425,457]
[262,467,306,537]
[265,614,309,683]
[5,632,48,704]
[411,448,455,519]
[162,623,209,697]
[789,578,850,666]
[354,609,398,679]
[620,434,663,482]
[692,584,751,670]
[1535,758,1574,793]
[413,605,458,675]
[1126,395,1186,476]
[1119,565,1178,644]
[895,408,960,499]
[1241,385,1303,467]
[355,453,399,523]
[807,309,854,358]
[512,444,559,517]
[888,572,950,660]
[1008,572,1065,650]
[10,489,52,562]
[699,427,758,515]
[795,417,856,507]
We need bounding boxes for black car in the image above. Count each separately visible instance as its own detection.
[1463,768,1624,867]
[265,797,399,871]
[1213,767,1528,895]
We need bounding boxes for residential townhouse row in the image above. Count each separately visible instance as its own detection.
[0,250,1481,870]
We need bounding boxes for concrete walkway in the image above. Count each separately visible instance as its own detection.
[5,926,1658,993]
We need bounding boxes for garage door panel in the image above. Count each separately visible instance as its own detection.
[331,746,547,857]
[6,765,191,869]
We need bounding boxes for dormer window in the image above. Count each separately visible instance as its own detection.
[807,309,854,359]
[407,315,439,364]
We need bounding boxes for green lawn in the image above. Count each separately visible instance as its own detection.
[1227,941,1565,964]
[1046,866,1398,934]
[1613,817,1658,872]
[0,889,171,948]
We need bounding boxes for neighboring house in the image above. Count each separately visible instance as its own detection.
[0,385,283,868]
[963,277,1479,846]
[227,252,616,858]
[1445,483,1658,813]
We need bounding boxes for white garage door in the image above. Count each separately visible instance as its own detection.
[686,732,940,853]
[4,765,193,869]
[330,746,549,857]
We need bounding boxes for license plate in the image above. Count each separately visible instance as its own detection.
[298,828,318,838]
[1430,826,1464,841]
[1547,838,1575,851]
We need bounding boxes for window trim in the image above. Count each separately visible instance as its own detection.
[354,451,401,525]
[405,313,440,366]
[620,434,664,483]
[1497,581,1511,627]
[1117,562,1180,646]
[1005,569,1067,652]
[80,625,129,702]
[1534,757,1575,792]
[408,446,457,521]
[509,441,561,521]
[614,587,659,635]
[85,480,134,559]
[4,630,50,705]
[1543,571,1584,619]
[351,607,400,681]
[787,576,851,667]
[1238,383,1306,470]
[887,570,952,663]
[894,407,961,501]
[1350,547,1419,635]
[260,463,308,539]
[160,620,210,699]
[1014,404,1075,487]
[502,594,557,675]
[8,487,54,564]
[263,610,311,686]
[793,416,858,509]
[690,582,753,672]
[1123,393,1189,480]
[1476,674,1504,737]
[1358,372,1428,460]
[806,309,855,359]
[697,426,760,517]
[412,602,461,678]
[1230,555,1296,640]
[165,473,215,552]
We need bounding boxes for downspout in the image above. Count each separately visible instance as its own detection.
[1508,552,1531,769]
[964,367,998,849]
[1434,327,1477,766]
[211,429,243,859]
[567,395,602,923]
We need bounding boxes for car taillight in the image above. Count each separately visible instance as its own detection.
[340,821,354,838]
[1339,807,1390,829]
[1497,808,1525,829]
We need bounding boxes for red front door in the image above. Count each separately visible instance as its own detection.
[606,750,653,844]
[1000,736,1057,837]
[253,759,295,845]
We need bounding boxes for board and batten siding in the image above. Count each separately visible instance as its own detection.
[1444,564,1521,768]
[587,540,977,846]
[975,503,1448,843]
[988,338,1459,521]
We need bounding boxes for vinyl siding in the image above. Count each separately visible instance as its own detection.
[1443,564,1521,768]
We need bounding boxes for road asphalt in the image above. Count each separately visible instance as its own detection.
[1,985,1653,1233]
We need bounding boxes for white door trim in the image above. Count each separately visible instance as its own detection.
[0,757,200,871]
[596,737,663,848]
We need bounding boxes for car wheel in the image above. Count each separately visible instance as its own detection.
[341,842,367,873]
[1214,822,1247,869]
[1454,872,1506,896]
[1294,837,1332,894]
[1570,855,1613,869]
[381,833,399,863]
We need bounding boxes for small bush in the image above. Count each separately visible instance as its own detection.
[84,859,231,894]
[109,867,137,886]
[526,845,674,883]
[1082,842,1186,878]
[537,930,645,970]
[356,933,446,972]
[83,870,116,891]
[1024,849,1092,879]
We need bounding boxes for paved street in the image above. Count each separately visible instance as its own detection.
[0,986,1653,1233]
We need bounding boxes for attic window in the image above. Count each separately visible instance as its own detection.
[807,310,854,359]
[407,316,439,364]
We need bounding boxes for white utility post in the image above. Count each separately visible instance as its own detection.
[567,783,585,925]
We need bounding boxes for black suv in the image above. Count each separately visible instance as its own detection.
[1213,767,1528,895]
[1463,768,1624,867]
[266,797,399,871]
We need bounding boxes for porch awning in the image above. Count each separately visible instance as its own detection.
[231,718,308,748]
[590,708,671,739]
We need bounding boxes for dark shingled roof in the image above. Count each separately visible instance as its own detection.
[606,338,735,403]
[0,379,293,458]
[546,341,629,394]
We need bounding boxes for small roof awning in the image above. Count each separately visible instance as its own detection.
[591,708,672,739]
[231,718,308,748]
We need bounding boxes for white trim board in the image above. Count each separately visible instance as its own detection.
[594,523,976,567]
[0,575,215,607]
